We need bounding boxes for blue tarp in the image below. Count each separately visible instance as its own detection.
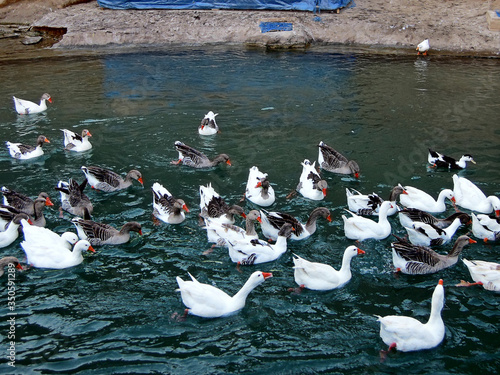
[97,0,351,11]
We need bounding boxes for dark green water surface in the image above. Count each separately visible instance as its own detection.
[0,47,499,374]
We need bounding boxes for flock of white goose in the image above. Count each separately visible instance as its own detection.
[2,96,499,355]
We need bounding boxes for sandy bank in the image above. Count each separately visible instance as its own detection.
[1,0,500,58]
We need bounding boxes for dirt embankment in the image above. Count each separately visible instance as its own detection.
[1,0,499,59]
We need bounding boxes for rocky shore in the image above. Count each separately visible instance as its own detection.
[0,0,499,59]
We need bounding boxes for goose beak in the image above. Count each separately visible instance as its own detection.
[262,272,273,280]
[138,177,144,186]
[357,248,365,255]
[88,245,96,253]
[183,204,190,213]
[45,197,54,206]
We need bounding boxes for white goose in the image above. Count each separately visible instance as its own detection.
[458,259,500,292]
[21,239,94,269]
[244,166,275,207]
[203,210,261,247]
[152,182,189,224]
[399,184,455,213]
[342,201,393,241]
[198,111,219,135]
[452,174,500,216]
[227,223,294,265]
[6,135,50,160]
[471,213,500,242]
[13,93,52,114]
[291,246,365,291]
[296,159,327,201]
[199,183,245,224]
[416,38,430,56]
[176,270,273,318]
[259,207,331,241]
[61,129,92,152]
[20,218,78,250]
[404,217,464,247]
[0,213,30,248]
[376,279,445,352]
[346,185,406,216]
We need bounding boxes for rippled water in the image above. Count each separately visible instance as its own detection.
[0,47,499,374]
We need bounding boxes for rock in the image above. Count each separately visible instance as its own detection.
[21,36,42,45]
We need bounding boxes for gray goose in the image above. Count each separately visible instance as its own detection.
[81,165,143,192]
[172,141,231,168]
[318,141,360,178]
[391,235,476,275]
[1,186,53,217]
[72,218,142,246]
[0,256,23,276]
[54,179,93,219]
[399,208,471,229]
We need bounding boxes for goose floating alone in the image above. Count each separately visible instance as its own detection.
[416,39,430,56]
[61,129,92,152]
[13,93,52,114]
[428,148,475,170]
[198,111,219,135]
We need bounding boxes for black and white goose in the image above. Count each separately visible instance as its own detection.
[152,182,189,224]
[55,179,93,219]
[428,148,475,169]
[198,111,219,135]
[61,129,92,152]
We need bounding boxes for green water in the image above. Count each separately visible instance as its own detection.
[0,47,499,374]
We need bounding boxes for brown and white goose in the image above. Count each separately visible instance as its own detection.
[152,182,189,224]
[260,207,332,241]
[172,141,231,169]
[398,208,471,229]
[13,93,52,114]
[391,235,476,274]
[72,217,142,246]
[81,165,143,192]
[199,183,245,224]
[6,135,50,160]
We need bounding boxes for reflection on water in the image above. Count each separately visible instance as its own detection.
[0,47,499,374]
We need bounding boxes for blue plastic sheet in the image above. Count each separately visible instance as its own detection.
[97,0,352,11]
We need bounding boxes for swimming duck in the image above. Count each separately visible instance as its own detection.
[452,174,500,216]
[398,208,471,229]
[291,246,365,291]
[6,135,50,160]
[399,184,455,213]
[0,257,23,276]
[376,279,445,353]
[176,270,273,318]
[428,148,475,169]
[318,141,360,178]
[54,179,93,218]
[244,166,275,207]
[199,183,245,224]
[72,217,142,246]
[13,93,52,114]
[172,141,231,169]
[260,207,332,241]
[61,129,92,152]
[404,217,464,247]
[0,213,30,248]
[21,218,78,250]
[227,223,294,265]
[81,165,143,192]
[416,39,430,56]
[346,185,406,216]
[21,238,94,269]
[152,182,189,224]
[296,159,327,201]
[342,201,393,241]
[458,259,500,292]
[471,213,500,242]
[198,111,219,135]
[391,235,476,274]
